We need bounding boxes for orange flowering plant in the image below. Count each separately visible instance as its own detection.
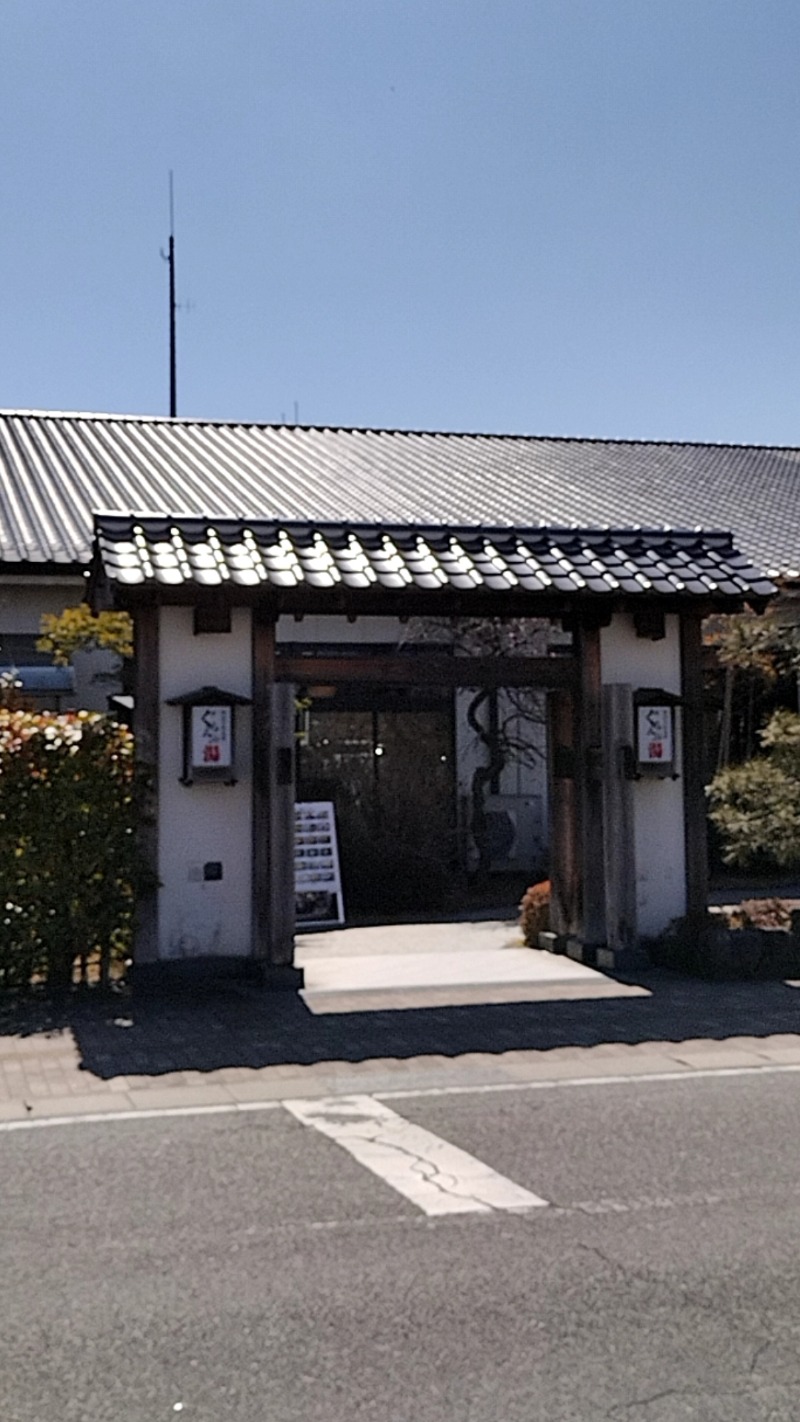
[0,708,152,992]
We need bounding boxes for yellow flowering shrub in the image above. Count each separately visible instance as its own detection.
[37,604,134,666]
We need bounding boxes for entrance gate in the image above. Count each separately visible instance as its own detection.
[90,515,775,985]
[274,640,583,952]
[297,696,456,917]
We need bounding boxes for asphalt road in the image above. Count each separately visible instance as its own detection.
[4,1072,800,1421]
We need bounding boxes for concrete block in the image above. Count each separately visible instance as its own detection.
[565,938,598,967]
[25,1092,132,1119]
[126,1084,235,1110]
[537,931,564,954]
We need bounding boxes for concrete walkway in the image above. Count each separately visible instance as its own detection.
[296,918,643,1008]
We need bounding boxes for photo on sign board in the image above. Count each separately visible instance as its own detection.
[294,800,345,928]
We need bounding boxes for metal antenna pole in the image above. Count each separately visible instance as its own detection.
[168,172,177,417]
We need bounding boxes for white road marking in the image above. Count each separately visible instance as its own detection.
[282,1093,549,1215]
[0,1100,282,1132]
[377,1061,800,1100]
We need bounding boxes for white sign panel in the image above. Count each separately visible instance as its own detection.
[294,801,345,928]
[191,704,233,771]
[637,705,674,765]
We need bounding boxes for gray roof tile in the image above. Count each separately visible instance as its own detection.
[94,515,776,605]
[0,410,798,576]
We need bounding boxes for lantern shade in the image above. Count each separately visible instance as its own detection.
[633,687,681,779]
[166,684,251,785]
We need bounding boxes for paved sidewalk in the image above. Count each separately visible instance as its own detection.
[2,961,800,1122]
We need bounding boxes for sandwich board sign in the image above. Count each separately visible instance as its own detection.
[294,801,345,928]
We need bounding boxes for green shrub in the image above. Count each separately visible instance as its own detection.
[0,708,152,992]
[707,710,800,869]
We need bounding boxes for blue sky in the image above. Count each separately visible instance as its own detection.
[3,0,800,442]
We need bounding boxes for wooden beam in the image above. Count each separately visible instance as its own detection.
[112,582,744,624]
[601,683,637,954]
[547,689,580,938]
[266,683,298,973]
[274,654,576,689]
[251,608,275,965]
[576,621,606,950]
[252,612,301,985]
[133,604,159,964]
[681,612,709,926]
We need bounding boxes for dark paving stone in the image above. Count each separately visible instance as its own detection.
[1,967,799,1083]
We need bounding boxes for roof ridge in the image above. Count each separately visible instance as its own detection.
[94,511,738,542]
[2,408,800,454]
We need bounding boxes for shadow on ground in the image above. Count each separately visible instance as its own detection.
[1,965,799,1080]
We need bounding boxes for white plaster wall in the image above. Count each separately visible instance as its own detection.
[601,613,685,937]
[158,606,253,959]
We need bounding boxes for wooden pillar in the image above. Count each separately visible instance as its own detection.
[547,688,580,939]
[601,683,637,958]
[133,603,159,964]
[252,606,274,966]
[267,682,298,969]
[575,620,606,953]
[252,609,302,987]
[680,611,708,926]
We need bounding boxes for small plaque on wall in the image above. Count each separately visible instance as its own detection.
[167,684,251,785]
[294,801,345,928]
[191,704,233,772]
[637,704,674,766]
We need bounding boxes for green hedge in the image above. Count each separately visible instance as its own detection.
[0,709,152,992]
[707,709,800,869]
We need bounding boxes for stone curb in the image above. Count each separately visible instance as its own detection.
[4,1043,800,1124]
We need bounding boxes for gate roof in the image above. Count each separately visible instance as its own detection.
[92,514,775,615]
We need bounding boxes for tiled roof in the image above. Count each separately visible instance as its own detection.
[94,515,776,605]
[1,409,799,576]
